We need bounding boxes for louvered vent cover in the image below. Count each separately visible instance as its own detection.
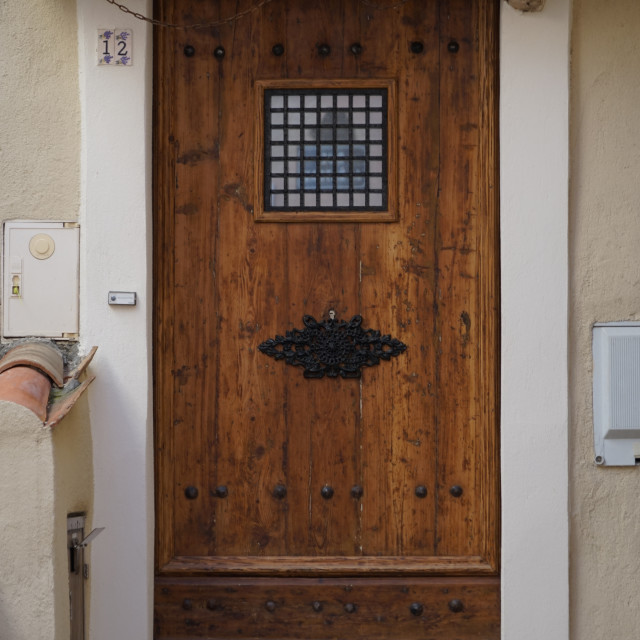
[593,323,640,466]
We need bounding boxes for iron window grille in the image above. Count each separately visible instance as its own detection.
[264,88,388,212]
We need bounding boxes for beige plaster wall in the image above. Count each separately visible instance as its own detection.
[570,0,640,637]
[0,0,80,223]
[0,402,56,638]
[0,1,92,639]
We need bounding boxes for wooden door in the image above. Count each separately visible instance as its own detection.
[154,1,499,638]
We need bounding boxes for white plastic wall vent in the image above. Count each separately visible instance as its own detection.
[3,221,79,338]
[593,322,640,466]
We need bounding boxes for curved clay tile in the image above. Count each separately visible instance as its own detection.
[0,342,64,387]
[0,342,97,425]
[0,366,51,421]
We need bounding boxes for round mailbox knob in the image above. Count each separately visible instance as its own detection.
[29,234,55,260]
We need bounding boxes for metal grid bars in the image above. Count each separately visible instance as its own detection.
[264,88,388,212]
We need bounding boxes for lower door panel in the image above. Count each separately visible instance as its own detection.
[155,577,500,640]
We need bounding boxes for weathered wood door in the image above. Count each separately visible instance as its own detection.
[154,1,499,638]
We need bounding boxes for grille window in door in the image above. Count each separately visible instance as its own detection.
[260,83,392,215]
[154,1,499,639]
[256,79,398,222]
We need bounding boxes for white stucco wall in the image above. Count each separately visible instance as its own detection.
[0,1,91,639]
[500,1,570,638]
[570,1,640,638]
[76,1,154,638]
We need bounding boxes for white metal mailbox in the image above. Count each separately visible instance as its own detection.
[593,322,640,466]
[2,221,79,338]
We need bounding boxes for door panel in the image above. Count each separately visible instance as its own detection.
[156,577,500,639]
[154,0,499,637]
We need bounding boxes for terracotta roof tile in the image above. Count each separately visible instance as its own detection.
[0,343,64,387]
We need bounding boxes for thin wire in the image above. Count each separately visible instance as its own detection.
[104,0,413,30]
[104,0,275,29]
[358,0,411,7]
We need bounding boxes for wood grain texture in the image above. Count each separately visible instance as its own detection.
[358,0,440,558]
[280,0,358,558]
[434,0,482,558]
[155,576,499,639]
[477,0,501,573]
[154,0,500,636]
[160,554,495,576]
[154,0,177,568]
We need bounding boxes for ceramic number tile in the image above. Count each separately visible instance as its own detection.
[114,29,133,66]
[97,28,133,66]
[97,28,114,65]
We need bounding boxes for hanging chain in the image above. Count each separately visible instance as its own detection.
[104,0,412,30]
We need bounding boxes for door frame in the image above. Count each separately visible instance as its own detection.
[75,1,570,639]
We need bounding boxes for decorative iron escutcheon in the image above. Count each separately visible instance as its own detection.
[258,314,407,379]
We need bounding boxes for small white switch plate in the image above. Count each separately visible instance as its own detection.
[3,221,79,338]
[108,291,136,306]
[97,28,132,66]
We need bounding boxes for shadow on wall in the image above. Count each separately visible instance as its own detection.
[52,387,95,639]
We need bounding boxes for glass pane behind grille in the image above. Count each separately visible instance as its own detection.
[264,89,388,212]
